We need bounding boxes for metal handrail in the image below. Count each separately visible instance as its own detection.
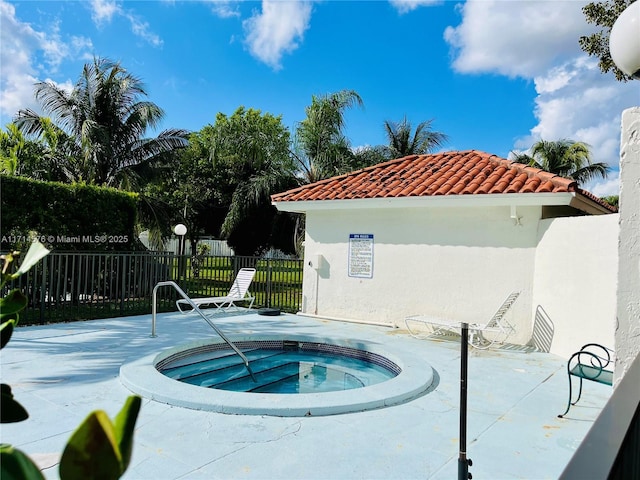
[151,281,256,382]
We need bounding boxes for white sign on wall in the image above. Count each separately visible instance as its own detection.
[348,234,374,278]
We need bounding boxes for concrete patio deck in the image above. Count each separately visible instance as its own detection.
[0,311,612,479]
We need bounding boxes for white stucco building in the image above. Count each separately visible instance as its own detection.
[272,150,617,359]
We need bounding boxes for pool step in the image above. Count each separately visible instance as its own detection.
[164,350,282,383]
[211,361,366,393]
[213,362,302,392]
[161,348,266,374]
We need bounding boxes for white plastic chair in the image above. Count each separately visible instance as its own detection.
[404,292,520,349]
[176,268,256,314]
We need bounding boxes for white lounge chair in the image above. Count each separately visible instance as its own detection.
[176,268,256,314]
[404,292,520,349]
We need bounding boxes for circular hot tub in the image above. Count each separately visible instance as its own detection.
[120,335,433,417]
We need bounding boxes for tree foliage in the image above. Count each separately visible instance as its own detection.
[293,89,364,183]
[14,57,189,188]
[512,139,610,186]
[152,107,298,256]
[602,195,619,207]
[351,145,390,170]
[143,128,223,251]
[382,117,449,158]
[1,123,44,177]
[579,0,637,81]
[213,107,298,255]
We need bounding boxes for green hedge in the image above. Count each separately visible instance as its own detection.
[1,175,139,251]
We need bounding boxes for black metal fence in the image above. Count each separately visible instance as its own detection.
[4,251,303,325]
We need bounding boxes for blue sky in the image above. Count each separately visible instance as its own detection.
[1,1,638,196]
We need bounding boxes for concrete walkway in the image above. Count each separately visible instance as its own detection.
[0,311,612,479]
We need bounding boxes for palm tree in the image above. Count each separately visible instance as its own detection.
[293,89,364,182]
[383,117,449,159]
[512,139,610,186]
[14,57,188,188]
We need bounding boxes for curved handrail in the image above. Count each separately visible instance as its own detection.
[151,281,256,382]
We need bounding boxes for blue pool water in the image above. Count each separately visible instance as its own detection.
[157,340,399,394]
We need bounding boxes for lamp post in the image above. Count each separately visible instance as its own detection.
[173,223,187,280]
[173,223,187,256]
[609,0,640,383]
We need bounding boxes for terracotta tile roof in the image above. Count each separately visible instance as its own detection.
[271,150,616,212]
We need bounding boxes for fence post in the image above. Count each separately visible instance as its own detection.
[120,255,126,315]
[458,322,472,480]
[39,255,47,324]
[266,259,272,308]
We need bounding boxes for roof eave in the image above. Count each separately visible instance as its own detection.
[273,192,590,213]
[569,193,616,215]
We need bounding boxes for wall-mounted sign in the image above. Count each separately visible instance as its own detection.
[348,234,374,278]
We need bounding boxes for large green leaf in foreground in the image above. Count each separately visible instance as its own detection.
[0,444,46,480]
[59,395,142,480]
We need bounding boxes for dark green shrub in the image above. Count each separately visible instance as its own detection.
[0,176,139,252]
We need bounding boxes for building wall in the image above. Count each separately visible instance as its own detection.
[616,107,640,382]
[301,205,541,344]
[532,214,618,359]
[300,204,619,358]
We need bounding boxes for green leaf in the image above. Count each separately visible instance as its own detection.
[113,395,141,471]
[59,410,122,480]
[0,384,29,423]
[0,290,28,317]
[0,444,46,480]
[1,318,15,349]
[12,241,50,278]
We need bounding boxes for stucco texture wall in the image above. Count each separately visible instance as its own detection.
[532,215,618,359]
[299,204,618,358]
[301,205,540,344]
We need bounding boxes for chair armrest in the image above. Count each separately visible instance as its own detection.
[578,343,614,370]
[568,344,615,384]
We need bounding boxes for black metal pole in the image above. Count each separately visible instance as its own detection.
[458,322,472,480]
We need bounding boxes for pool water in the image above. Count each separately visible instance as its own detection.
[158,341,399,394]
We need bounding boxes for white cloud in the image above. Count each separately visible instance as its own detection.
[445,0,636,198]
[88,0,163,47]
[204,0,241,18]
[90,0,119,24]
[444,0,593,78]
[125,12,163,47]
[243,1,313,70]
[584,169,620,198]
[0,1,91,124]
[389,0,440,15]
[37,20,71,72]
[515,57,635,170]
